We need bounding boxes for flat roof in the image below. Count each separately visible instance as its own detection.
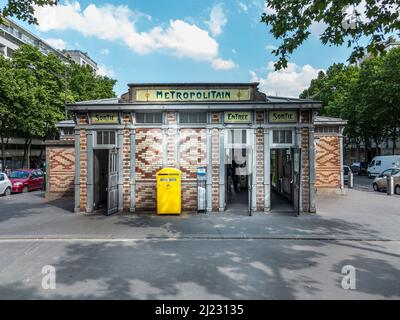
[314,116,347,125]
[128,82,260,87]
[67,83,322,111]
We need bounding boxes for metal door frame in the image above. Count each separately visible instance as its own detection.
[292,147,301,216]
[107,147,119,215]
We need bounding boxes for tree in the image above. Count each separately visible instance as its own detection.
[301,47,400,161]
[0,45,116,168]
[0,0,57,25]
[0,57,21,168]
[262,1,400,70]
[67,63,117,102]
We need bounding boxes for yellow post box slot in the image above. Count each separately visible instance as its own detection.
[156,168,182,214]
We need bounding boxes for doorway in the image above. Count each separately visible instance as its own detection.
[93,149,109,212]
[270,148,295,213]
[224,129,252,214]
[225,148,251,212]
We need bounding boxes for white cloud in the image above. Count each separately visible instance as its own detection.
[265,44,277,51]
[250,61,323,97]
[100,48,110,55]
[97,64,116,78]
[206,3,227,37]
[238,2,248,13]
[212,58,236,70]
[34,1,234,70]
[45,38,66,50]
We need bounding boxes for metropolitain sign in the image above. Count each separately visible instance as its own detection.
[136,89,251,102]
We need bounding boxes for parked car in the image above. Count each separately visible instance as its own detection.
[368,155,400,178]
[0,172,12,196]
[343,165,351,184]
[9,169,45,193]
[350,161,368,175]
[372,168,400,193]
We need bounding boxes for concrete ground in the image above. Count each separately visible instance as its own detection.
[0,187,399,299]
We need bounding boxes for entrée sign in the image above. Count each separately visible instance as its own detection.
[136,89,251,102]
[224,111,252,124]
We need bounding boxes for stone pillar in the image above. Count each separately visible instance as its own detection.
[251,129,257,212]
[309,126,316,213]
[219,128,225,212]
[130,128,136,212]
[264,128,271,212]
[206,128,213,212]
[117,129,124,212]
[296,127,303,213]
[74,129,80,213]
[86,130,94,213]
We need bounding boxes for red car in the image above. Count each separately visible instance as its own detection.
[9,169,45,193]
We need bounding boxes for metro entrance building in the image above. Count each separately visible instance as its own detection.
[63,83,327,215]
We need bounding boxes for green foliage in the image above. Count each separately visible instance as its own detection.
[0,45,116,165]
[262,0,400,70]
[0,0,57,25]
[68,63,117,102]
[301,47,400,154]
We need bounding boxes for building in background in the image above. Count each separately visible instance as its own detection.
[63,50,98,73]
[0,17,66,59]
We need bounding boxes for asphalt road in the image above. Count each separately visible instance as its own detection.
[0,189,399,299]
[353,175,375,192]
[0,239,399,299]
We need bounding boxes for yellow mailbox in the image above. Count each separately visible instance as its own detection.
[156,168,181,214]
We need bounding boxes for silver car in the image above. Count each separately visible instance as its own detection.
[0,172,12,196]
[372,168,400,194]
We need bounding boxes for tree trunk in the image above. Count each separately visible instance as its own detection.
[22,139,32,168]
[364,137,368,162]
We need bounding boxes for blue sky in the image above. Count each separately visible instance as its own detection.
[3,0,354,97]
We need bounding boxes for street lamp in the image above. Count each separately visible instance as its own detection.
[27,63,69,120]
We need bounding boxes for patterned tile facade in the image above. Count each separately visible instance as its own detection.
[316,136,340,188]
[47,147,75,196]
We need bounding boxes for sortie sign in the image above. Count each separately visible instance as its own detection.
[91,113,119,124]
[224,111,252,124]
[136,89,251,102]
[269,111,297,123]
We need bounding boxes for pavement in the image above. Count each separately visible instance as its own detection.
[0,186,399,299]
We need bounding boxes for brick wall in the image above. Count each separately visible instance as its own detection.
[301,111,310,212]
[79,130,87,211]
[256,128,264,211]
[46,144,75,199]
[135,128,163,211]
[315,135,340,188]
[210,112,220,210]
[180,128,207,211]
[123,113,131,210]
[211,128,220,210]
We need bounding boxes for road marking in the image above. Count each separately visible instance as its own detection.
[0,237,399,243]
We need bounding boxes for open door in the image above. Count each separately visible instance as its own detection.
[107,148,118,215]
[292,147,301,216]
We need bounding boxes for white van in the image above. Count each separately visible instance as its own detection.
[368,155,400,178]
